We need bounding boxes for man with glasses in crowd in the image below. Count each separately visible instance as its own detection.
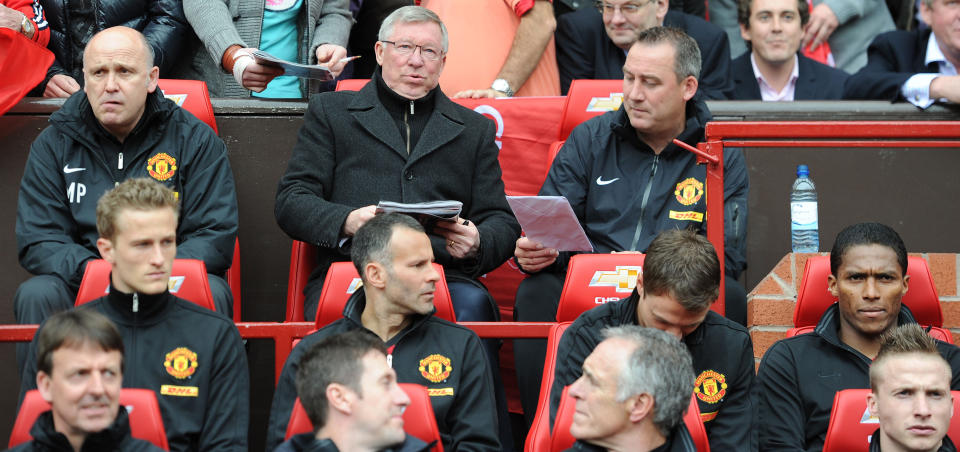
[555,0,732,98]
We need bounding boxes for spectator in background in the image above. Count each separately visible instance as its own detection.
[21,178,249,451]
[35,0,188,98]
[0,0,48,46]
[275,330,432,452]
[15,27,238,371]
[347,1,411,79]
[868,324,956,452]
[844,0,960,106]
[267,214,500,452]
[555,0,733,98]
[732,0,849,100]
[756,222,960,451]
[555,0,708,18]
[420,0,560,98]
[710,0,750,59]
[800,0,895,73]
[181,0,352,98]
[10,309,163,452]
[563,326,698,452]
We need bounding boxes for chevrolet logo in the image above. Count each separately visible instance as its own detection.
[345,278,363,294]
[586,93,623,112]
[588,266,643,293]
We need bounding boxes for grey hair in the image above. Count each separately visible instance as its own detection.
[633,26,701,82]
[378,6,449,53]
[603,325,695,437]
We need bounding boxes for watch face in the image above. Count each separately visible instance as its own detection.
[492,79,510,93]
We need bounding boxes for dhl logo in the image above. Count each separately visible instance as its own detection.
[588,266,643,293]
[160,385,199,397]
[427,387,454,397]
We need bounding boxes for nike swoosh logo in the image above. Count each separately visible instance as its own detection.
[63,165,86,174]
[596,176,620,185]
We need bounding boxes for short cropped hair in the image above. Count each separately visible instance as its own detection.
[37,309,124,375]
[295,330,387,431]
[350,213,425,281]
[738,0,810,28]
[830,222,908,277]
[632,27,701,81]
[641,229,721,312]
[870,324,948,389]
[603,326,695,437]
[378,6,449,53]
[96,178,179,241]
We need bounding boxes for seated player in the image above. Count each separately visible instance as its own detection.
[757,222,960,451]
[21,178,249,451]
[266,213,499,452]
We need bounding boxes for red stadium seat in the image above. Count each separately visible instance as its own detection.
[549,386,709,452]
[558,79,622,140]
[555,254,646,322]
[335,79,370,91]
[790,256,949,341]
[525,322,572,452]
[821,389,877,452]
[157,79,218,134]
[75,259,216,311]
[315,262,455,327]
[285,383,443,451]
[10,389,170,450]
[544,140,564,180]
[227,238,241,322]
[286,240,314,322]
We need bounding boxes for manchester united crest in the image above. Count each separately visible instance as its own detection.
[694,370,727,403]
[147,153,177,182]
[674,178,704,206]
[164,347,198,379]
[418,354,452,383]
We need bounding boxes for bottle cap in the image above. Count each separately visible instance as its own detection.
[797,164,809,177]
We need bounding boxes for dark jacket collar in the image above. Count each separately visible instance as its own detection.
[52,89,174,148]
[341,290,437,346]
[29,407,134,451]
[609,96,712,157]
[281,433,435,452]
[616,290,710,345]
[869,427,957,452]
[372,67,438,116]
[100,287,174,326]
[566,422,697,452]
[814,303,919,359]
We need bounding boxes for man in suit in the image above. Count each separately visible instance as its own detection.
[844,0,960,107]
[273,6,519,449]
[554,0,733,99]
[733,0,849,100]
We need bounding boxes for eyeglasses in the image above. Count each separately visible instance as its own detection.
[595,0,651,16]
[381,40,444,61]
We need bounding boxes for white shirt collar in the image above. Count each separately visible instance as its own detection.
[750,53,800,101]
[925,32,958,75]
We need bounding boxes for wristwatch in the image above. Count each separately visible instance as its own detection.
[20,13,34,38]
[491,78,514,97]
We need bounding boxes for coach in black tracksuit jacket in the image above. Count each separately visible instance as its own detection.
[20,290,250,452]
[9,409,164,452]
[266,291,499,452]
[757,304,960,452]
[550,291,756,452]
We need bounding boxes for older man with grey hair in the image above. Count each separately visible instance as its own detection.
[564,325,697,452]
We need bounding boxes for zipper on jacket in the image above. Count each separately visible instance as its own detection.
[404,100,413,154]
[118,152,124,170]
[630,155,659,251]
[132,293,138,313]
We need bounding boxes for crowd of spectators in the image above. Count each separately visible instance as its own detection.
[6,0,960,452]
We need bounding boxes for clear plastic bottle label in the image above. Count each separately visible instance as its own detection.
[791,202,818,230]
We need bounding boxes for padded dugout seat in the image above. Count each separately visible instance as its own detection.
[788,256,951,341]
[555,253,645,323]
[822,389,960,452]
[75,259,216,312]
[551,386,710,452]
[525,322,572,452]
[315,261,456,327]
[10,389,169,450]
[284,383,444,452]
[335,79,370,91]
[558,79,622,140]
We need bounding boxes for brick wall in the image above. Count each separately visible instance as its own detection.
[747,253,960,366]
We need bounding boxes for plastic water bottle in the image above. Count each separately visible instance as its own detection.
[790,164,819,253]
